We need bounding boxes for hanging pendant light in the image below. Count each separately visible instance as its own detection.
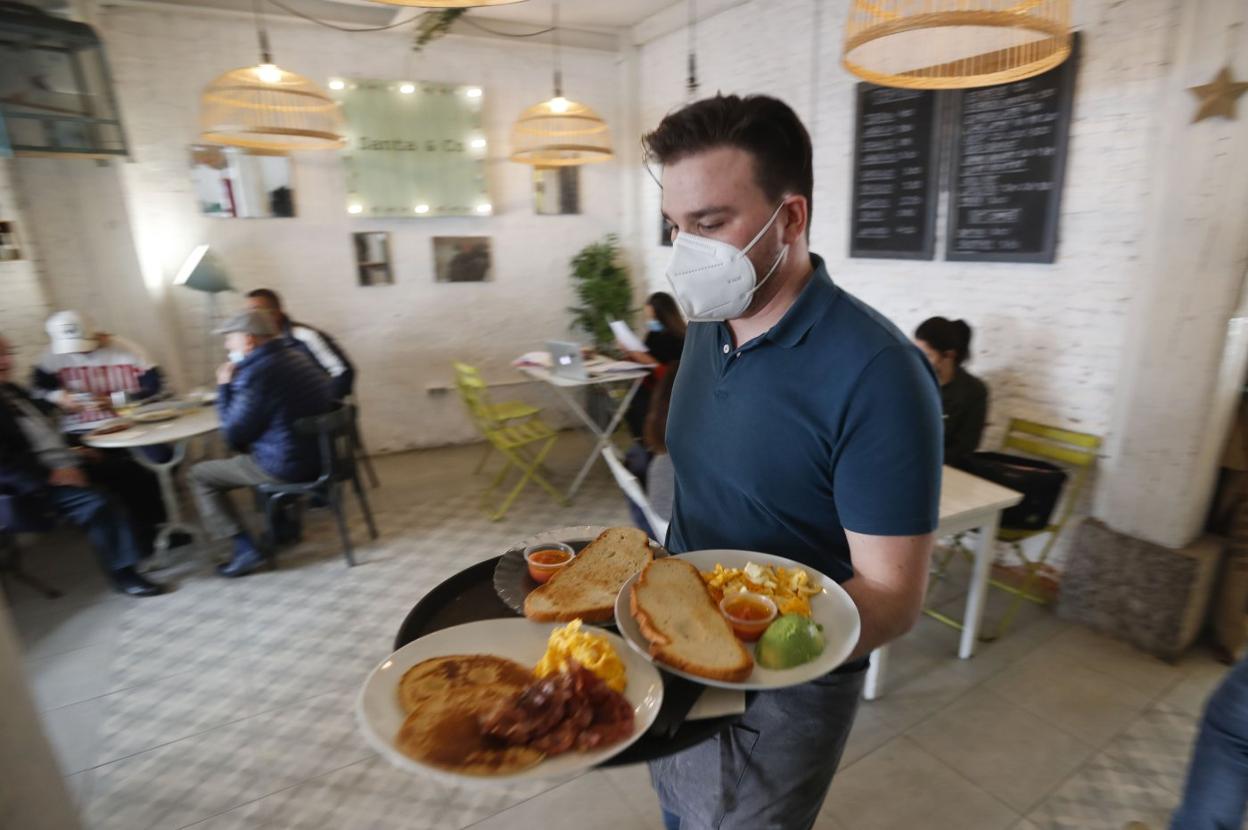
[510,3,613,167]
[686,0,699,100]
[842,0,1073,90]
[365,1,525,6]
[199,1,345,151]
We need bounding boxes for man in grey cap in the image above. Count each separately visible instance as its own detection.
[189,310,332,577]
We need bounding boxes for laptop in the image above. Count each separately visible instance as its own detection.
[546,340,589,381]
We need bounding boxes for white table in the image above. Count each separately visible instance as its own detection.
[82,405,220,566]
[517,364,650,500]
[862,465,1023,701]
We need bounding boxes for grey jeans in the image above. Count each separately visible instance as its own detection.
[649,665,866,830]
[189,454,281,540]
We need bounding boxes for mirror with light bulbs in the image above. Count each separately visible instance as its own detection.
[189,145,295,219]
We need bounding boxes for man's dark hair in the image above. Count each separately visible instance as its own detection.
[643,94,813,226]
[245,288,283,310]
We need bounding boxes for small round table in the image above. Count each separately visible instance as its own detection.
[82,405,219,566]
[394,555,740,767]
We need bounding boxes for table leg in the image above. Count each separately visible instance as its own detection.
[564,378,643,500]
[959,510,1002,659]
[126,439,204,570]
[863,646,887,701]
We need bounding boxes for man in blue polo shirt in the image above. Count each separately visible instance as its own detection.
[645,94,943,830]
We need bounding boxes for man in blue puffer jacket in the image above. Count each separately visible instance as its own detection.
[190,310,332,578]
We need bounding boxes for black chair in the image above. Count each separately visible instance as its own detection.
[0,493,61,598]
[345,399,380,489]
[255,406,378,566]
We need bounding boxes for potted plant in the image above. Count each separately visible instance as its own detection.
[568,235,635,428]
[568,234,634,350]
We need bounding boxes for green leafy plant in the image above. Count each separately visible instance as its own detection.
[412,10,467,53]
[568,235,634,350]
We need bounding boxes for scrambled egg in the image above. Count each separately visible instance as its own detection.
[534,620,627,692]
[701,562,822,618]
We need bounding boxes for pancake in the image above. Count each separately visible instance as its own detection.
[396,687,544,776]
[397,654,532,715]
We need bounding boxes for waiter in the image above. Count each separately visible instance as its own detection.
[645,94,942,830]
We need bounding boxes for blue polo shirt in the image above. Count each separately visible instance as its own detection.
[666,254,942,584]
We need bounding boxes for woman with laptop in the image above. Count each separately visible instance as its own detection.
[620,292,686,439]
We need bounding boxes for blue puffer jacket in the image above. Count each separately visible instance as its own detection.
[217,339,334,482]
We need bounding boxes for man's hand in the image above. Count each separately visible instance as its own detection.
[216,361,237,386]
[48,467,89,488]
[841,530,934,660]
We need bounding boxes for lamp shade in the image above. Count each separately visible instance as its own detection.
[200,64,345,152]
[842,0,1072,90]
[174,245,233,294]
[509,96,613,167]
[362,0,525,6]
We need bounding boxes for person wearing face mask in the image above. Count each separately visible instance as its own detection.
[645,95,942,830]
[620,292,687,439]
[188,310,332,578]
[914,316,988,468]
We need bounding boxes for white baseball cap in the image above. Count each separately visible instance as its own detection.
[46,311,98,355]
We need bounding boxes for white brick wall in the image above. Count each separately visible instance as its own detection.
[0,160,53,377]
[89,6,627,453]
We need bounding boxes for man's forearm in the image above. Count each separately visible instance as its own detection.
[840,574,927,661]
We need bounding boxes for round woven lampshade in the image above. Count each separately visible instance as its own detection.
[843,0,1072,90]
[200,64,345,152]
[510,96,613,167]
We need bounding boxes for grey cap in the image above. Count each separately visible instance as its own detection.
[214,309,278,337]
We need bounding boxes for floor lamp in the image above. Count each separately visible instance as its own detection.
[174,244,234,389]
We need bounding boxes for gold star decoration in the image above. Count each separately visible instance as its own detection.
[1189,65,1248,123]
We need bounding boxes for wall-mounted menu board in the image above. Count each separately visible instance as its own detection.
[946,35,1080,263]
[849,84,940,260]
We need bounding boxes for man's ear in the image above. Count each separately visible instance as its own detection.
[782,197,809,244]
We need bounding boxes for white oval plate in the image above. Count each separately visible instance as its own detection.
[614,550,861,691]
[356,619,664,784]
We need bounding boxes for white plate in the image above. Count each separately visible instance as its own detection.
[614,550,861,691]
[356,619,664,784]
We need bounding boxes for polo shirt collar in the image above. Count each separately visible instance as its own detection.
[763,254,839,349]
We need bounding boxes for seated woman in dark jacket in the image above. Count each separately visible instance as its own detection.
[620,292,686,439]
[914,317,989,468]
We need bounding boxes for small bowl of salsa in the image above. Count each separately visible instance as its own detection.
[524,542,576,584]
[719,592,778,641]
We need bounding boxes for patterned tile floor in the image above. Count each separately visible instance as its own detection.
[7,440,1239,829]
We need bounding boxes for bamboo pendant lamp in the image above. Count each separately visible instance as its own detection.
[843,0,1072,90]
[199,1,344,151]
[509,2,612,167]
[364,0,524,6]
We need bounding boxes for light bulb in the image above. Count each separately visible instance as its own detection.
[470,138,487,150]
[465,87,482,98]
[328,79,345,91]
[399,83,416,94]
[548,96,571,114]
[255,63,282,84]
[476,203,492,215]
[347,203,363,215]
[414,204,430,214]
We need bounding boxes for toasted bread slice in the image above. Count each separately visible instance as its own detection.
[630,558,754,683]
[523,527,653,624]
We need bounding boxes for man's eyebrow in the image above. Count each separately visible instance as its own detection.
[664,206,733,223]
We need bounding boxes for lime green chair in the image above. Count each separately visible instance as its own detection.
[928,418,1102,641]
[453,362,542,473]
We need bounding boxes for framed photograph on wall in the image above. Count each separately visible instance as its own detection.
[190,145,295,218]
[353,232,393,286]
[433,236,492,283]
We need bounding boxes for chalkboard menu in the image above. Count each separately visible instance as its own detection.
[850,85,940,260]
[946,36,1080,263]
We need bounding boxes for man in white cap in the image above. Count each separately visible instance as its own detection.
[31,310,165,432]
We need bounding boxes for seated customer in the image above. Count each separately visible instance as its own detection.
[189,311,332,578]
[620,292,687,438]
[244,289,355,400]
[0,334,162,597]
[914,317,989,467]
[31,310,164,431]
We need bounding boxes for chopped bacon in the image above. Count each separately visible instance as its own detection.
[479,662,635,758]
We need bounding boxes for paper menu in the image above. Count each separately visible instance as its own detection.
[609,320,647,353]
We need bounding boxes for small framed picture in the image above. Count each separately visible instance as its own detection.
[433,236,493,283]
[353,232,393,286]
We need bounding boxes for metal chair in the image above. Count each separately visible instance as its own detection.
[0,493,61,598]
[927,418,1101,640]
[344,396,380,489]
[254,406,378,566]
[601,445,669,542]
[479,417,566,522]
[453,362,541,473]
